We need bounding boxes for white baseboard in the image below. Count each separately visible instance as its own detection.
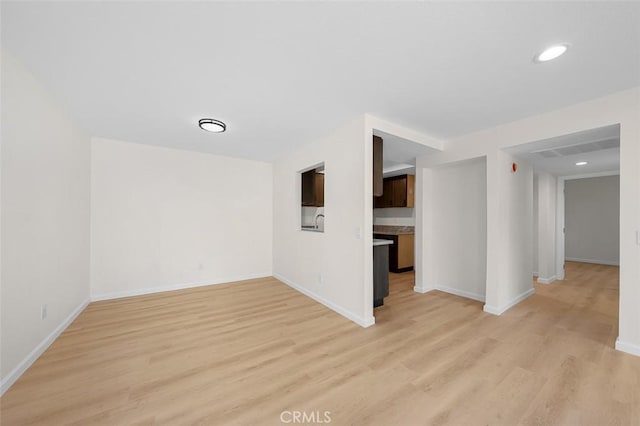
[616,338,640,357]
[537,275,556,284]
[433,284,486,302]
[413,284,485,302]
[483,288,535,316]
[0,297,90,396]
[91,272,272,302]
[273,273,375,328]
[565,257,619,266]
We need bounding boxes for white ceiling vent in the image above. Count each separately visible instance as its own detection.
[534,138,619,159]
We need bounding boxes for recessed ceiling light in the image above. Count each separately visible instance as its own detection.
[199,118,226,133]
[576,161,588,166]
[534,44,570,63]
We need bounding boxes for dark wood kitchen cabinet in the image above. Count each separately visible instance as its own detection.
[373,135,383,197]
[302,170,324,207]
[374,174,415,208]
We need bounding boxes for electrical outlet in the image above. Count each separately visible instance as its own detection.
[41,304,48,320]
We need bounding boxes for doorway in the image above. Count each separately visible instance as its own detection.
[507,124,621,338]
[370,128,439,315]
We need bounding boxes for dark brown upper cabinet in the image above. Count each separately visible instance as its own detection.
[374,174,415,208]
[373,135,383,197]
[301,169,324,207]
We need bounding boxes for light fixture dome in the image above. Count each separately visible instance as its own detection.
[199,118,226,133]
[534,43,570,63]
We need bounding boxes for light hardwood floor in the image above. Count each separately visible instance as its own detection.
[1,262,639,425]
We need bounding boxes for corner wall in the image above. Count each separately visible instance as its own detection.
[484,150,534,313]
[536,172,557,283]
[417,158,487,301]
[417,87,640,356]
[272,116,373,326]
[1,49,91,392]
[90,138,273,299]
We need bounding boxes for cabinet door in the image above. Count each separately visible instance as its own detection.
[314,173,324,207]
[373,136,383,197]
[405,175,415,208]
[301,170,315,206]
[383,179,394,207]
[397,234,415,269]
[392,177,407,207]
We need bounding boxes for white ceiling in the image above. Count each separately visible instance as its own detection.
[2,2,639,162]
[506,124,620,177]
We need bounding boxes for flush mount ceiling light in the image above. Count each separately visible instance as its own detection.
[198,118,226,133]
[534,43,570,63]
[576,161,588,166]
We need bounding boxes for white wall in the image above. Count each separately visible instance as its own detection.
[424,158,487,301]
[417,150,533,313]
[565,175,620,265]
[373,207,415,227]
[272,116,374,326]
[90,138,272,299]
[536,172,557,282]
[485,150,534,313]
[1,50,90,390]
[416,87,640,356]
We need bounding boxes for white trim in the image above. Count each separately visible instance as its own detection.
[433,284,485,302]
[0,298,90,396]
[556,178,566,280]
[413,285,485,302]
[537,275,557,284]
[565,257,619,266]
[274,273,375,328]
[90,272,271,301]
[483,288,535,316]
[615,338,640,357]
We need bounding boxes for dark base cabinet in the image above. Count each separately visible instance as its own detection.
[374,233,415,273]
[373,244,390,308]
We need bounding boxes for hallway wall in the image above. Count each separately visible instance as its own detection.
[565,175,620,265]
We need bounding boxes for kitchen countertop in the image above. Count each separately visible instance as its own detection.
[373,225,415,235]
[373,238,394,246]
[301,226,323,233]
